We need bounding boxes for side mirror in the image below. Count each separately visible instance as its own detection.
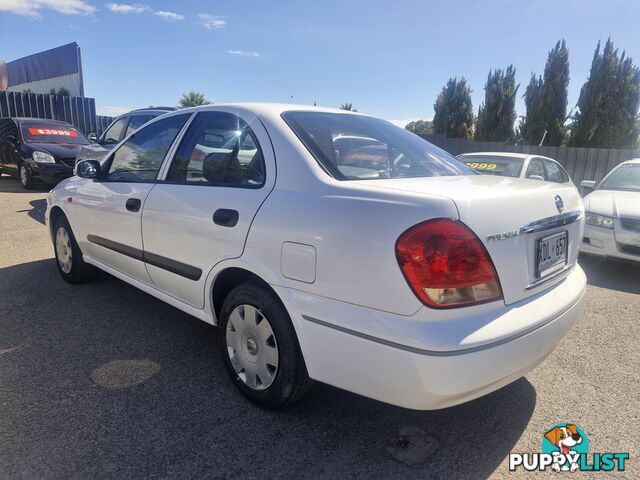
[528,175,545,181]
[580,180,596,196]
[88,133,99,143]
[77,160,101,179]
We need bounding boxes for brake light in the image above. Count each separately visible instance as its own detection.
[395,219,503,308]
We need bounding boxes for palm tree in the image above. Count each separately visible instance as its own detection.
[340,102,357,112]
[178,91,212,108]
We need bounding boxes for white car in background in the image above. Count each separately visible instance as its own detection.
[580,159,640,262]
[46,104,586,410]
[457,152,573,184]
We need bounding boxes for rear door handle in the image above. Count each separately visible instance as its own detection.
[213,209,239,227]
[126,198,142,212]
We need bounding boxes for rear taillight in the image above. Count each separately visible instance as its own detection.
[395,218,503,308]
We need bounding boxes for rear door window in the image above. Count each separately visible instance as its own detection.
[165,111,265,187]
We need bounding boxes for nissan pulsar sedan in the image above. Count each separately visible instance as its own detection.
[580,159,640,262]
[46,104,586,410]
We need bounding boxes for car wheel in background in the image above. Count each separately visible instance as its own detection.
[53,215,96,283]
[219,282,313,408]
[19,162,35,189]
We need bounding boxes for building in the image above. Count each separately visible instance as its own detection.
[0,42,84,97]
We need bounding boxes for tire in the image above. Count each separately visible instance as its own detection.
[52,215,96,283]
[19,162,35,189]
[218,282,313,408]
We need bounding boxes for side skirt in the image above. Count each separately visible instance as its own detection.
[83,255,213,325]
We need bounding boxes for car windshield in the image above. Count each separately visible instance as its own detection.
[460,155,524,177]
[282,111,473,180]
[598,163,640,192]
[21,123,89,145]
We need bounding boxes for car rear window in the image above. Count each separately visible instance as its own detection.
[282,111,473,180]
[21,123,89,145]
[460,156,524,177]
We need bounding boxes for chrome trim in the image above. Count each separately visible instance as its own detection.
[525,263,575,291]
[302,289,584,357]
[519,211,583,234]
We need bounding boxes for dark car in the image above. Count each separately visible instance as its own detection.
[0,117,90,189]
[76,107,177,164]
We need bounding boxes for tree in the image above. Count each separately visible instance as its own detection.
[475,65,519,142]
[569,39,640,148]
[178,91,211,108]
[340,102,357,111]
[521,40,570,146]
[432,77,473,138]
[405,119,433,138]
[49,87,70,96]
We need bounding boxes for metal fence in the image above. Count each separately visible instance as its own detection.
[424,133,640,185]
[0,91,113,135]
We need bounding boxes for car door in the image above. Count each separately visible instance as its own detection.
[0,119,21,175]
[73,113,192,284]
[141,108,275,308]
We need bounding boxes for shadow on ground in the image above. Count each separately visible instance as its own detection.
[579,254,640,294]
[0,259,536,479]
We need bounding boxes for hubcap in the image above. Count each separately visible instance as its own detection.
[226,304,279,390]
[55,227,73,274]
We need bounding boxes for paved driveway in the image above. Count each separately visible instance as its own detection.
[1,177,638,478]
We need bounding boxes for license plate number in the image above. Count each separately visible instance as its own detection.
[536,231,568,278]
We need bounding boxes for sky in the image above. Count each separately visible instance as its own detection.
[1,0,639,126]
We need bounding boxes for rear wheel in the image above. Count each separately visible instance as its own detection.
[19,162,35,189]
[218,282,312,408]
[53,215,95,283]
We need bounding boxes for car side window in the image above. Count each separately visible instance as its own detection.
[0,119,18,140]
[104,114,190,183]
[165,111,265,187]
[126,115,155,137]
[102,118,128,144]
[525,158,545,179]
[543,160,569,183]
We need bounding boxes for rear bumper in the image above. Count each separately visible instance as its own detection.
[276,266,586,410]
[581,224,640,262]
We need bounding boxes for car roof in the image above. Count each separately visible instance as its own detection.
[3,117,75,126]
[621,158,640,165]
[457,152,559,162]
[173,103,359,117]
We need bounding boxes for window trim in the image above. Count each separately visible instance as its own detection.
[99,112,194,184]
[157,111,267,190]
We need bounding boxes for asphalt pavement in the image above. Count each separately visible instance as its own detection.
[1,177,638,479]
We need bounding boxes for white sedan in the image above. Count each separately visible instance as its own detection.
[457,152,573,184]
[46,104,586,410]
[580,159,640,262]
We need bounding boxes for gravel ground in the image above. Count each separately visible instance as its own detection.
[1,177,638,479]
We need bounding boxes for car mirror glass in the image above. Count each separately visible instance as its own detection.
[77,160,101,179]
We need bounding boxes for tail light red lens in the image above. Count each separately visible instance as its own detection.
[395,218,503,308]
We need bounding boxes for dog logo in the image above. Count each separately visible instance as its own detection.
[543,424,586,471]
[510,422,628,472]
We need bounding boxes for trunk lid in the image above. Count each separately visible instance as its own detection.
[354,175,584,305]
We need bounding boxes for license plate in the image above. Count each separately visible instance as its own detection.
[536,231,568,278]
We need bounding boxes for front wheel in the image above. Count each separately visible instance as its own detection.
[218,283,313,408]
[53,216,96,283]
[19,162,35,189]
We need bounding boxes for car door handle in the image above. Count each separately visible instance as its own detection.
[213,209,239,227]
[126,198,142,212]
